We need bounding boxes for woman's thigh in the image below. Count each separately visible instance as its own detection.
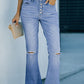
[40,11,60,55]
[21,16,39,53]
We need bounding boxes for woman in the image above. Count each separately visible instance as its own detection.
[12,0,60,84]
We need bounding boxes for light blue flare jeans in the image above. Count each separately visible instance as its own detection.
[20,0,60,84]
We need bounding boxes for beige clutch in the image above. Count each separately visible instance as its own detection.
[8,22,24,39]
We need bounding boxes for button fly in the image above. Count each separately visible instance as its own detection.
[39,0,43,16]
[40,3,42,5]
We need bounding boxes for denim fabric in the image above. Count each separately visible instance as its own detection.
[20,0,60,84]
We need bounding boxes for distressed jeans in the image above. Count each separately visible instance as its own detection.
[20,0,60,84]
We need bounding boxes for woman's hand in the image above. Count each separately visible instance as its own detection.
[12,12,20,26]
[45,0,56,6]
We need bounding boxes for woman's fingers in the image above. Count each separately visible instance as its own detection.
[12,18,16,23]
[44,0,49,4]
[49,0,56,5]
[12,18,19,26]
[16,20,19,26]
[12,13,20,26]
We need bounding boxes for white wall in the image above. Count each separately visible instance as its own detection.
[0,0,59,84]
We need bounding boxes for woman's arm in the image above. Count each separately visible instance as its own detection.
[16,0,23,16]
[12,0,23,25]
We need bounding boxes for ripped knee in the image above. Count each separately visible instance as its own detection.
[56,53,60,55]
[27,51,35,54]
[26,50,38,54]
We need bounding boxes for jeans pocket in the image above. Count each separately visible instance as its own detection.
[43,2,55,8]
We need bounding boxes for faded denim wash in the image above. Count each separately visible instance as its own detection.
[20,0,60,84]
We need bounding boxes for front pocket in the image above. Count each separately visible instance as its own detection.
[43,2,55,7]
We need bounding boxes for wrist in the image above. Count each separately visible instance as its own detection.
[16,11,20,16]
